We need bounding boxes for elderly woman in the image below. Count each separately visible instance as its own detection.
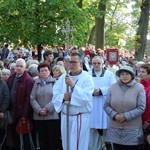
[139,64,150,149]
[30,63,62,150]
[1,68,11,82]
[104,65,146,150]
[0,70,9,149]
[52,65,66,80]
[0,69,9,118]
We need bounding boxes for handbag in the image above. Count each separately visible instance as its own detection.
[16,118,35,150]
[16,118,33,134]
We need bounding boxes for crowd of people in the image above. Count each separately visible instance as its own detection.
[0,43,149,150]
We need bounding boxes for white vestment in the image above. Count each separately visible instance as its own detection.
[88,69,116,129]
[52,70,94,150]
[88,69,116,150]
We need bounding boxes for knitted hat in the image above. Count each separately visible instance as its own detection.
[116,65,134,78]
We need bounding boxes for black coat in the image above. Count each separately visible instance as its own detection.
[0,78,9,113]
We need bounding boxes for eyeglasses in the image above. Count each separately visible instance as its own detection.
[92,62,101,65]
[69,61,79,64]
[48,55,54,57]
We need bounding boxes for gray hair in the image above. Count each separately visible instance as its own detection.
[52,65,66,75]
[136,61,145,67]
[28,64,38,75]
[9,63,16,70]
[26,59,39,69]
[1,68,11,75]
[92,56,104,64]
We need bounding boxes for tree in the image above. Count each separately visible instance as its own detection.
[135,0,150,60]
[0,0,88,46]
[0,0,91,60]
[0,0,149,55]
[95,0,106,50]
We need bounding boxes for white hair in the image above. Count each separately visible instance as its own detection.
[16,58,26,68]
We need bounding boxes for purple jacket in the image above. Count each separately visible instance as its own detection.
[7,71,34,119]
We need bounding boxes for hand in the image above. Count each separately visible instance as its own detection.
[42,108,48,113]
[118,113,126,123]
[64,93,71,101]
[115,113,126,123]
[39,108,47,116]
[114,114,120,121]
[93,89,100,96]
[147,135,150,145]
[65,75,74,87]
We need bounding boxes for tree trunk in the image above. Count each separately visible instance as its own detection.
[76,0,83,8]
[95,0,106,50]
[87,25,96,44]
[109,1,119,31]
[135,0,150,61]
[37,44,42,62]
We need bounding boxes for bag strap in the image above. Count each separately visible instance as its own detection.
[20,133,24,150]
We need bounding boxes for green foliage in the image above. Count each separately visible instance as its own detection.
[0,0,148,52]
[0,0,89,47]
[104,0,142,50]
